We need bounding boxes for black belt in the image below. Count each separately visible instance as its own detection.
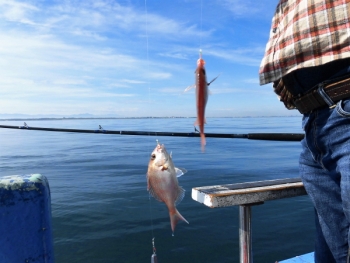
[294,76,350,114]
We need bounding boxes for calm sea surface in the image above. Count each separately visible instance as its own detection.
[0,117,314,263]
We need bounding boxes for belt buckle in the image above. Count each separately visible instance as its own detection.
[317,83,336,109]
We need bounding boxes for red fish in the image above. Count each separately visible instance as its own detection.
[185,51,218,151]
[147,141,188,233]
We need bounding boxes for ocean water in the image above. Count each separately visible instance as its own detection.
[0,117,315,263]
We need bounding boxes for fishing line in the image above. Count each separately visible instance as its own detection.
[199,0,203,51]
[144,1,158,262]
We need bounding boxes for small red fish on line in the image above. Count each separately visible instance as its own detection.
[185,50,219,152]
[147,140,188,234]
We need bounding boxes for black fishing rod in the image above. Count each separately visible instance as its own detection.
[0,124,304,141]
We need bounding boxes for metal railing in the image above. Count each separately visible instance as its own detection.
[192,178,307,263]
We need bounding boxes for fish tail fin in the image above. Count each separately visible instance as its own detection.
[200,133,206,152]
[170,208,189,233]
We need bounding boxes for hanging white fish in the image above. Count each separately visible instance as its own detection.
[147,141,189,233]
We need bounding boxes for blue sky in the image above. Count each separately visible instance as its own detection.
[0,0,294,118]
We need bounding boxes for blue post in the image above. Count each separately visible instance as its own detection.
[0,174,54,263]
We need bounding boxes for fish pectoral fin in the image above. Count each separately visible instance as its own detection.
[148,185,163,203]
[147,174,150,190]
[175,167,187,177]
[175,186,185,205]
[207,73,220,86]
[184,84,196,93]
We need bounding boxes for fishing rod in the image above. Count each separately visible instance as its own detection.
[0,124,304,141]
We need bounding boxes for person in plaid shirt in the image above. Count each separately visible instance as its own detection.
[260,1,350,262]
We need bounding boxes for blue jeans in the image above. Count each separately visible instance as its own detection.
[300,100,350,263]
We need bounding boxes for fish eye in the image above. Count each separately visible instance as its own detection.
[151,154,156,160]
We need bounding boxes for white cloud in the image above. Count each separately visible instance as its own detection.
[0,0,39,24]
[147,72,172,79]
[206,47,264,66]
[6,0,206,41]
[0,29,144,73]
[52,79,87,86]
[220,0,266,17]
[158,52,189,60]
[121,79,147,84]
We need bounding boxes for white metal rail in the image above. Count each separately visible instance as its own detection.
[192,178,307,263]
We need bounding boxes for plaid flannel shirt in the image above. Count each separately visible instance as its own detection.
[259,0,350,87]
